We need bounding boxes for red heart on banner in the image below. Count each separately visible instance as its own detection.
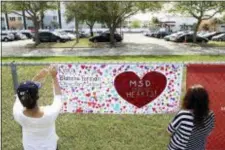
[68,64,72,68]
[114,71,167,108]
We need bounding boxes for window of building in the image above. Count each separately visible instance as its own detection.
[9,17,15,21]
[53,16,57,20]
[1,17,5,21]
[18,17,22,21]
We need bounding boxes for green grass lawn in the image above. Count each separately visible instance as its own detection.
[26,38,90,48]
[2,55,224,150]
[2,55,225,62]
[187,41,225,47]
[207,41,225,47]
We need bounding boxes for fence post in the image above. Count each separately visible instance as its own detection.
[10,61,19,94]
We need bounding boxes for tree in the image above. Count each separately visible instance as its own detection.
[131,20,141,28]
[51,21,59,29]
[1,2,10,30]
[151,17,160,26]
[65,1,99,41]
[170,1,225,42]
[202,23,210,31]
[57,2,62,29]
[64,2,87,43]
[5,2,57,45]
[95,2,163,46]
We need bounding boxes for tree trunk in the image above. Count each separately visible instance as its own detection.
[22,10,27,29]
[109,27,115,47]
[90,25,94,37]
[41,12,44,29]
[75,18,79,43]
[5,12,9,30]
[33,18,40,45]
[58,2,62,29]
[193,20,201,43]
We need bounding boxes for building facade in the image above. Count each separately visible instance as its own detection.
[158,15,198,32]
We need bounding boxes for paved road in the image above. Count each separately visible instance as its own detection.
[2,33,225,56]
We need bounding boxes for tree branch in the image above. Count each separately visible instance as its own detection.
[202,9,221,20]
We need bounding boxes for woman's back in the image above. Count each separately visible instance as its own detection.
[168,110,215,150]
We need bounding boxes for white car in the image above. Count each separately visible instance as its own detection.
[66,32,76,40]
[1,32,14,41]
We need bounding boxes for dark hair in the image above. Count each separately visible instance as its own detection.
[182,85,210,125]
[17,82,39,109]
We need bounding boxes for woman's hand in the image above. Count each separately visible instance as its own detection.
[49,65,57,78]
[32,68,49,81]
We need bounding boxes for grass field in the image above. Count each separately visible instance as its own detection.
[2,55,224,150]
[207,41,225,47]
[2,55,225,62]
[26,38,90,48]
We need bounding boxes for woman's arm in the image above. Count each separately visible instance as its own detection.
[32,68,49,83]
[167,111,183,135]
[49,65,62,119]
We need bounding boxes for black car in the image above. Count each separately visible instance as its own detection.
[202,32,225,40]
[171,33,208,43]
[21,31,34,39]
[211,33,225,41]
[153,31,170,38]
[34,31,70,42]
[89,32,123,42]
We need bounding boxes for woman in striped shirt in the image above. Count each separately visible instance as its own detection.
[167,85,215,150]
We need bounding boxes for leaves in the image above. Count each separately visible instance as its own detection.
[171,2,225,20]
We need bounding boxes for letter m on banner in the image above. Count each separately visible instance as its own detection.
[186,64,225,150]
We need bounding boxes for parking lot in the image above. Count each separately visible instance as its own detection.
[2,33,225,56]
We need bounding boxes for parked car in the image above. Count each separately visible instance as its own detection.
[20,31,34,39]
[164,31,183,41]
[34,31,70,42]
[89,32,123,42]
[211,33,225,41]
[1,32,14,41]
[165,31,189,41]
[56,31,74,40]
[171,33,208,43]
[198,31,211,37]
[62,29,89,38]
[153,31,171,38]
[79,31,90,38]
[143,30,156,37]
[201,32,225,40]
[11,32,27,40]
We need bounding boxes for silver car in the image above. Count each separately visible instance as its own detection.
[1,32,14,41]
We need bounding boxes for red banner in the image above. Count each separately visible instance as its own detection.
[186,64,225,150]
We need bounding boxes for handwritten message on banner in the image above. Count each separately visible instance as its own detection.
[57,63,183,114]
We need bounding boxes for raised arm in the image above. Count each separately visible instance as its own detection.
[49,65,62,117]
[49,65,62,96]
[32,67,49,83]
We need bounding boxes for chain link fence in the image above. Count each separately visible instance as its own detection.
[2,61,225,150]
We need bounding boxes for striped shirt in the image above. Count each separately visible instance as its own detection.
[167,110,215,150]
